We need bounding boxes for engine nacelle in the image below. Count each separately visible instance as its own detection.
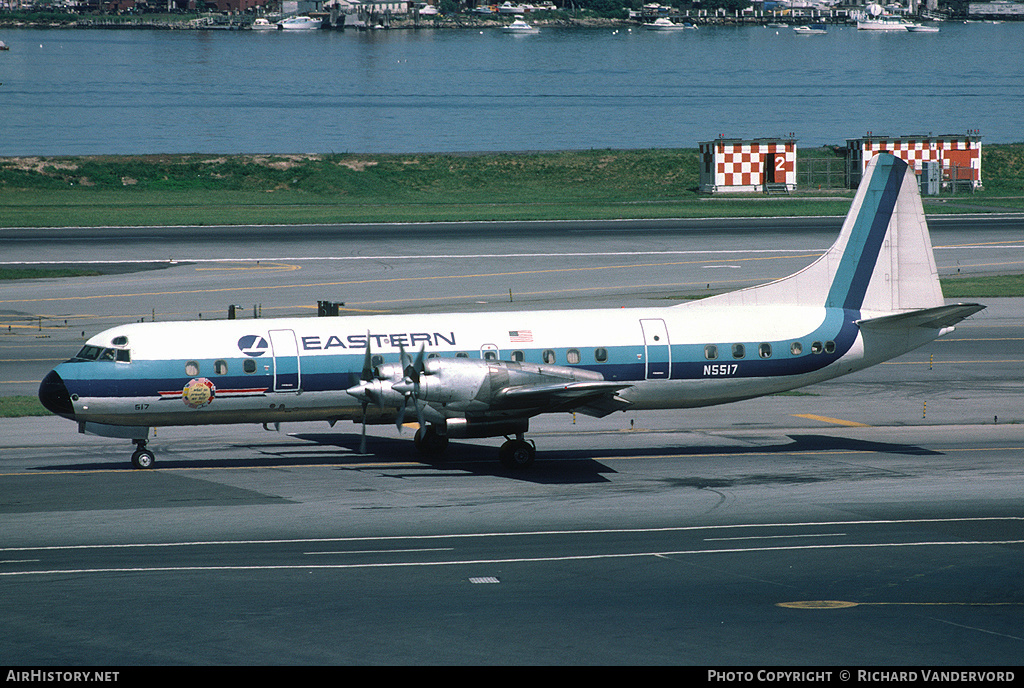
[345,378,406,409]
[410,358,606,412]
[443,417,529,439]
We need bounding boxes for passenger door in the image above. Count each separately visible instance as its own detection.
[269,329,301,392]
[640,318,671,379]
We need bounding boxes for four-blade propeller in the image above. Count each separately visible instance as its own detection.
[345,336,428,454]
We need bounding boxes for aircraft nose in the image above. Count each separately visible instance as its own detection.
[39,370,76,419]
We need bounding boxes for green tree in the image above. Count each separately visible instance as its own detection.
[698,0,751,12]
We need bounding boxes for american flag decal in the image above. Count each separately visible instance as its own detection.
[509,330,533,342]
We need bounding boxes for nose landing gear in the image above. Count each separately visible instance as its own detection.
[131,440,155,469]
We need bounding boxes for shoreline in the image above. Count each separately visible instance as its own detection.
[0,12,910,32]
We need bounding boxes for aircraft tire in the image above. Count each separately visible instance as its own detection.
[499,439,535,469]
[414,426,449,456]
[131,449,155,469]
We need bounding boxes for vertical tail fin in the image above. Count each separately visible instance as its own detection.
[690,153,944,315]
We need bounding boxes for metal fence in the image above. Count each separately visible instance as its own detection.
[796,157,848,190]
[796,157,978,193]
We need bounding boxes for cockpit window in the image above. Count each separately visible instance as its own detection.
[75,345,103,360]
[74,345,129,362]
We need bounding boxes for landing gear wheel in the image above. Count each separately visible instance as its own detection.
[131,439,155,469]
[131,448,155,469]
[499,439,535,469]
[414,425,449,456]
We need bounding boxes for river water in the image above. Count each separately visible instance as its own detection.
[0,21,1020,156]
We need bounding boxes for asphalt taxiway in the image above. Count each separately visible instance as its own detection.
[1,217,1022,665]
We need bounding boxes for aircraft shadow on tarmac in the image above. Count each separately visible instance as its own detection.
[41,432,942,486]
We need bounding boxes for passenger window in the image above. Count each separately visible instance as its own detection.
[567,349,581,364]
[811,342,823,354]
[732,343,745,359]
[595,347,608,363]
[243,359,257,374]
[456,352,469,358]
[824,340,836,354]
[704,345,718,360]
[371,354,384,367]
[214,360,228,375]
[543,350,556,364]
[758,343,772,359]
[791,342,803,355]
[511,350,525,362]
[483,350,497,361]
[185,361,200,376]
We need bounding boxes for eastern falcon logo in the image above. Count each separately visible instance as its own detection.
[238,335,269,357]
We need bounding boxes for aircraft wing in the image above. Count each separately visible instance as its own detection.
[493,380,634,417]
[856,303,985,331]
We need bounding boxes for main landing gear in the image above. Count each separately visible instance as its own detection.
[413,425,449,455]
[413,425,536,469]
[499,436,536,469]
[131,439,155,469]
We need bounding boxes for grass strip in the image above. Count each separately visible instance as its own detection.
[0,268,104,281]
[941,274,1024,299]
[0,396,49,418]
[2,146,1022,227]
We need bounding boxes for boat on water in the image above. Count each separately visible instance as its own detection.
[906,23,940,32]
[250,18,277,30]
[644,17,691,30]
[856,4,908,30]
[277,15,322,30]
[0,40,8,51]
[499,2,529,14]
[858,16,907,30]
[503,17,539,33]
[793,23,827,34]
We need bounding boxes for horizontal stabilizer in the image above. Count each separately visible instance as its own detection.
[856,303,985,331]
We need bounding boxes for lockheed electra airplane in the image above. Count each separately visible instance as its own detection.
[39,154,984,469]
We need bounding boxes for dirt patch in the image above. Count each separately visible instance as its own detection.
[4,157,80,174]
[336,159,379,171]
[250,154,324,170]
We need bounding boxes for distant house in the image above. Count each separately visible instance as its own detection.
[324,0,411,14]
[205,0,271,11]
[968,2,1024,17]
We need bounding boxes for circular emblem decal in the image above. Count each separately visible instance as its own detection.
[183,377,215,409]
[238,335,269,357]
